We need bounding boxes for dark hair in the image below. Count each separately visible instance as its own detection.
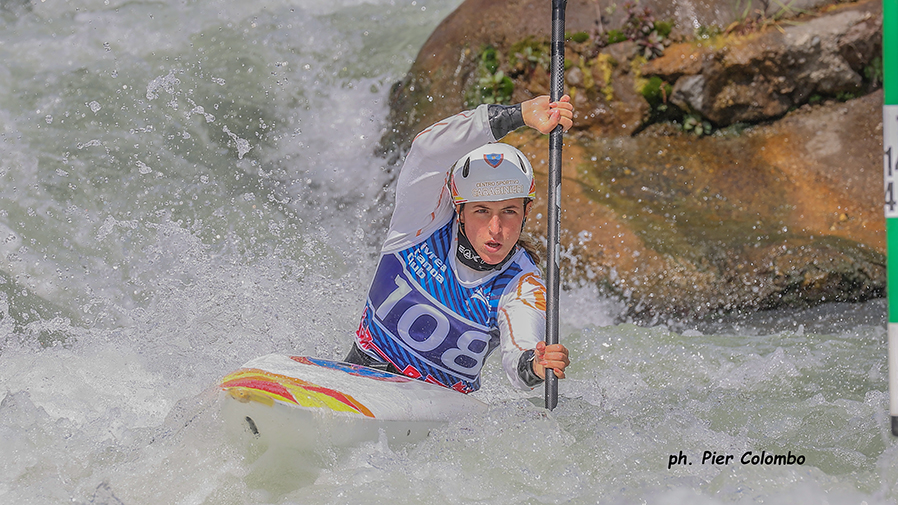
[517,198,541,266]
[517,233,541,266]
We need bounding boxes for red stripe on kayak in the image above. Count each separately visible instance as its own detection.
[220,377,297,404]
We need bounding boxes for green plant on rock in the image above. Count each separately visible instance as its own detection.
[621,1,670,60]
[567,31,590,43]
[589,2,670,59]
[606,29,628,44]
[638,31,665,59]
[465,45,514,107]
[576,58,597,90]
[864,56,883,88]
[622,1,656,41]
[481,45,500,74]
[638,74,682,125]
[733,0,754,24]
[593,53,617,102]
[695,24,722,40]
[725,0,805,36]
[768,0,803,21]
[509,38,549,78]
[653,20,674,39]
[835,91,857,102]
[641,76,672,110]
[478,70,514,104]
[683,114,712,136]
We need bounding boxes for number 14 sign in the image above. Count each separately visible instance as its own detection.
[887,106,898,217]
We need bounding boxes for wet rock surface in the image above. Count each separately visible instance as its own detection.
[380,0,885,319]
[516,90,884,319]
[643,0,882,126]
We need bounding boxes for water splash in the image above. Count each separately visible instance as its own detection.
[0,0,895,504]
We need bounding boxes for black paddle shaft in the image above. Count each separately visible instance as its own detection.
[545,0,566,411]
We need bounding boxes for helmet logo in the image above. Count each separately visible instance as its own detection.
[483,153,504,168]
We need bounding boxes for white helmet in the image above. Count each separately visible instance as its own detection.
[450,143,536,205]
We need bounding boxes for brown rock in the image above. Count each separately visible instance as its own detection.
[646,0,882,125]
[517,91,884,318]
[838,10,884,72]
[380,0,885,318]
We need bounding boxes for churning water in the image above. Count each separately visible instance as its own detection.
[1,1,896,503]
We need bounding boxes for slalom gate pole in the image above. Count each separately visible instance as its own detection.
[545,0,567,411]
[884,0,898,437]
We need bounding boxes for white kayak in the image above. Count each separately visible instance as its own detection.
[219,354,487,451]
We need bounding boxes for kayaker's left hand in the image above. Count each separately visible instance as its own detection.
[532,341,570,380]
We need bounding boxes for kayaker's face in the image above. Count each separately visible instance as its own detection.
[458,198,531,265]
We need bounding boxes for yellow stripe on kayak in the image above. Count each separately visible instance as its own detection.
[220,368,375,418]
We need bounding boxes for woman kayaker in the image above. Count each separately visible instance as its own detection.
[346,95,573,393]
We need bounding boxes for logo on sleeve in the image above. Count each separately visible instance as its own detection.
[516,273,546,312]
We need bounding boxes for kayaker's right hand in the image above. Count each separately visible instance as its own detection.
[522,95,573,135]
[532,341,570,380]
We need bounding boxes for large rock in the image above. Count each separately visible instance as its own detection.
[380,0,881,150]
[380,0,885,318]
[511,90,884,319]
[643,0,883,126]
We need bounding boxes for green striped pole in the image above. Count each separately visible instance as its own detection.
[884,0,898,437]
